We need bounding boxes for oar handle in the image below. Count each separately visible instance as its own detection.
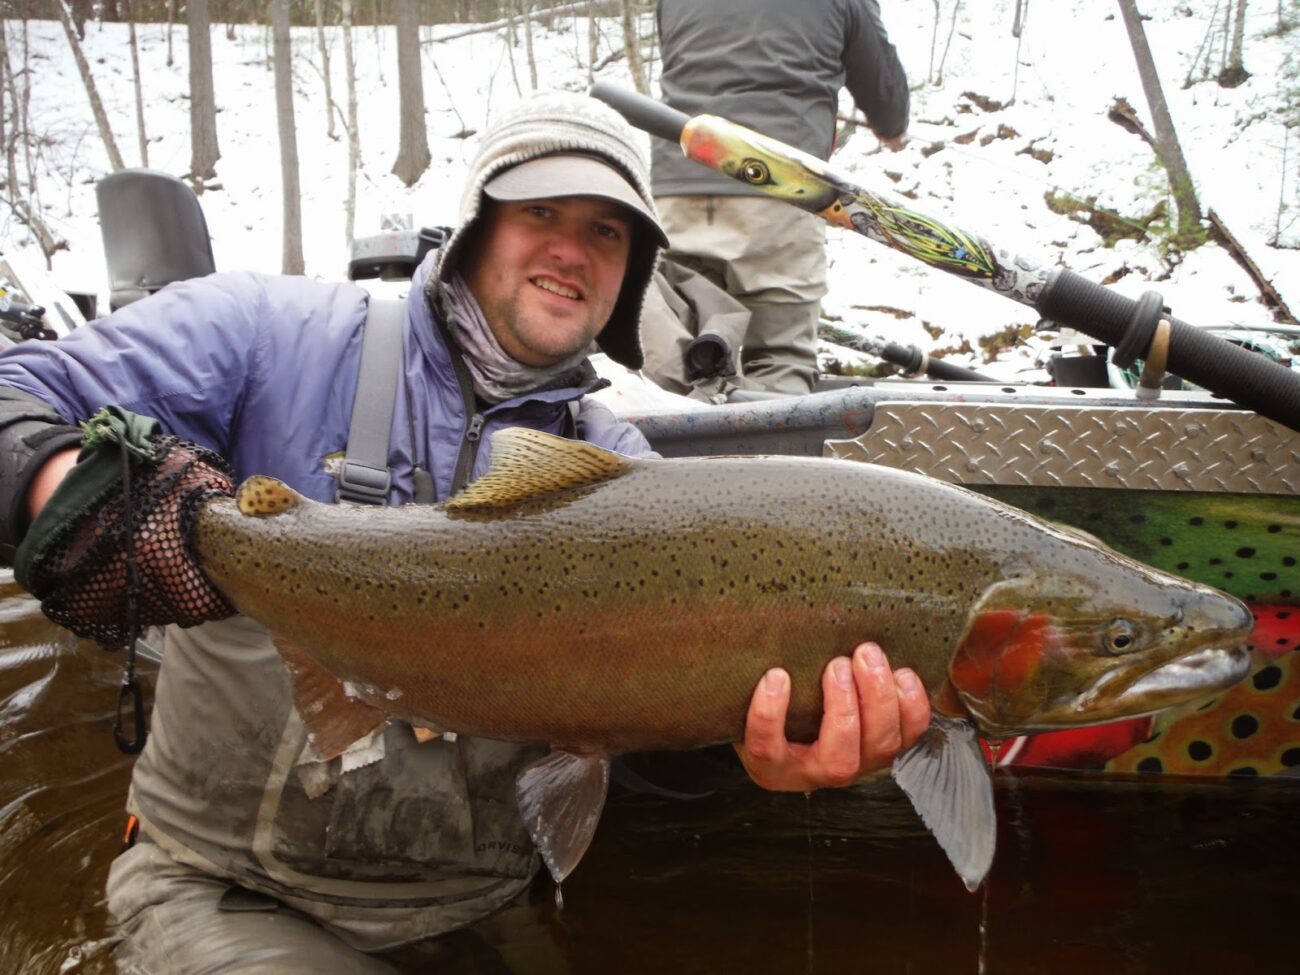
[590,82,688,145]
[1039,270,1300,427]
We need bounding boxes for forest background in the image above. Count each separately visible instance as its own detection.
[2,0,1297,382]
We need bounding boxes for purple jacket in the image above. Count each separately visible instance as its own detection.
[0,253,653,503]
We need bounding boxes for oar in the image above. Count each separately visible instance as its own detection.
[591,82,1300,433]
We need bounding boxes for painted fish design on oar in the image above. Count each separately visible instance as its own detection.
[190,429,1254,891]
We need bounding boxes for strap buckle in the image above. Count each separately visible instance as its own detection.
[338,460,391,504]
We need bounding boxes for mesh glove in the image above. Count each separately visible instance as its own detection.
[14,406,236,648]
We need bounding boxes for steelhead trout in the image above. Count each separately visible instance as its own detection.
[190,428,1254,890]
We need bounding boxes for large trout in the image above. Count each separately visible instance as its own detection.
[191,428,1254,891]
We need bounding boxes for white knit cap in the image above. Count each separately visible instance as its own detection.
[434,91,663,370]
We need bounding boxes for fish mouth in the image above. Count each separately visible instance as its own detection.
[1077,645,1252,717]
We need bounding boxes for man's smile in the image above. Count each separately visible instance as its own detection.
[531,275,583,301]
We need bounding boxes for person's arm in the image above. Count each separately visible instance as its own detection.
[842,0,910,141]
[737,641,930,790]
[25,447,78,521]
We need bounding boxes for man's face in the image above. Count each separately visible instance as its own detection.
[462,196,634,367]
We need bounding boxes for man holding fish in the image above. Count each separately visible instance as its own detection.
[0,92,930,970]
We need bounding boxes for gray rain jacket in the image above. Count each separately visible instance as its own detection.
[651,0,910,197]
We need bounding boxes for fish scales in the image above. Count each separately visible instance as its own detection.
[190,441,1241,752]
[187,428,1255,891]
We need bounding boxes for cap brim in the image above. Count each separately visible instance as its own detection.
[483,155,669,248]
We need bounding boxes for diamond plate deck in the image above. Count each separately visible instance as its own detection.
[825,402,1300,494]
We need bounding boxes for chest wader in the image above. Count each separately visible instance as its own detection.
[125,299,547,952]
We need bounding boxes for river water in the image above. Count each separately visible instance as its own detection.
[2,574,1297,974]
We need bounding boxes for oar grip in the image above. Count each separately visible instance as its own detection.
[1038,269,1300,429]
[589,82,688,145]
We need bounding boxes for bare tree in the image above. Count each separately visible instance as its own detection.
[1116,0,1203,245]
[391,0,431,187]
[1220,0,1251,86]
[315,0,337,139]
[1,19,64,260]
[934,0,963,86]
[52,0,125,171]
[343,0,360,246]
[123,0,148,166]
[621,0,648,94]
[523,0,538,90]
[587,5,598,86]
[188,0,221,184]
[166,0,175,67]
[272,0,304,274]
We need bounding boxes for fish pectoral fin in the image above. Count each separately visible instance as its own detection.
[236,475,308,516]
[444,428,634,511]
[273,634,386,761]
[891,714,996,893]
[516,750,611,886]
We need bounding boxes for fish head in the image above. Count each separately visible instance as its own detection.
[947,557,1254,738]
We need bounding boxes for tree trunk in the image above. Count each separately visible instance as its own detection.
[52,0,125,171]
[0,22,64,260]
[523,0,538,90]
[1219,0,1251,87]
[586,6,597,86]
[166,0,175,67]
[935,0,963,87]
[124,0,149,166]
[1116,0,1203,245]
[188,0,221,184]
[272,0,304,274]
[315,0,337,139]
[621,0,648,95]
[391,0,431,186]
[343,0,360,247]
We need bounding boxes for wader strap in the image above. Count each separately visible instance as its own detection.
[338,299,405,504]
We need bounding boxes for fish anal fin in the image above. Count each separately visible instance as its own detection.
[516,750,611,886]
[891,714,996,892]
[236,476,308,517]
[273,634,386,761]
[445,428,634,511]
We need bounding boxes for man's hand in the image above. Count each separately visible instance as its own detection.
[735,642,931,792]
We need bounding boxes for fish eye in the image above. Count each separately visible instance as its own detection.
[741,159,771,184]
[1104,619,1139,654]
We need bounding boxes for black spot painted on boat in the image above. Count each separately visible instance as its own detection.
[1231,715,1259,739]
[1254,666,1283,691]
[1187,740,1213,761]
[1137,756,1163,774]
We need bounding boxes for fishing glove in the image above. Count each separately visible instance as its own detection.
[13,406,236,648]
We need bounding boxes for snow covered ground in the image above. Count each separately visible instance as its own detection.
[2,1,1296,383]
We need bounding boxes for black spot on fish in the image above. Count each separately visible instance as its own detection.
[1225,520,1238,529]
[1137,757,1163,773]
[1268,524,1282,533]
[1254,666,1283,691]
[1177,562,1190,571]
[1261,572,1278,582]
[1130,514,1146,524]
[1283,748,1300,767]
[1228,766,1259,778]
[1236,547,1257,559]
[1159,537,1173,546]
[1231,715,1259,739]
[1209,557,1223,566]
[1187,740,1213,761]
[1278,611,1291,620]
[1285,557,1297,567]
[1189,516,1204,526]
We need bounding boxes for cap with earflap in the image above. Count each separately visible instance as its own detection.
[433,92,664,370]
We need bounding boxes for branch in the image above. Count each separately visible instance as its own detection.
[1207,208,1298,325]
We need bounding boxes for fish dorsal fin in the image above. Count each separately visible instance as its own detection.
[237,476,308,516]
[444,428,634,511]
[891,714,996,892]
[516,750,611,886]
